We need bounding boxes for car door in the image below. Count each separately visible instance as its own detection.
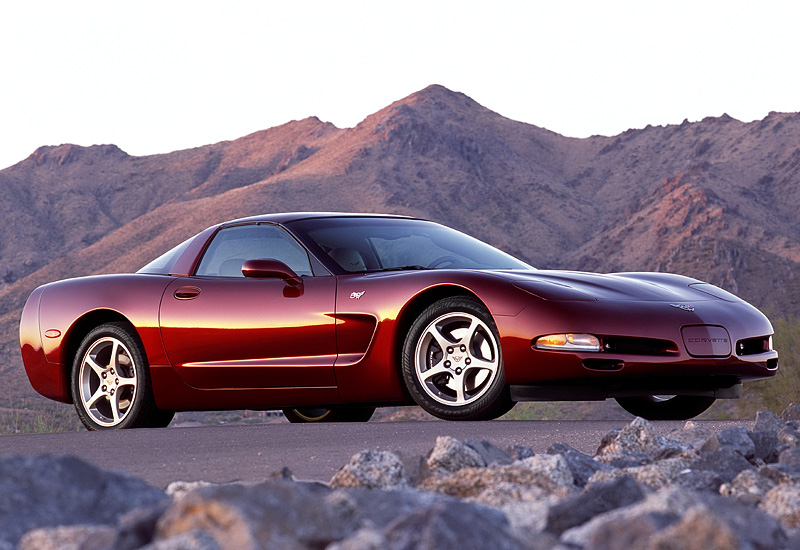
[159,223,337,389]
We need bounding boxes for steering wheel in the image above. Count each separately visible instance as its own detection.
[427,255,460,269]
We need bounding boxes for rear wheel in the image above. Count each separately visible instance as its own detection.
[615,395,715,420]
[402,297,513,421]
[71,323,174,430]
[282,406,375,423]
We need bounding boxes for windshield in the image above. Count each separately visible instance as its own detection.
[288,217,533,273]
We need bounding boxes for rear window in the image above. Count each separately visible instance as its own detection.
[137,236,195,275]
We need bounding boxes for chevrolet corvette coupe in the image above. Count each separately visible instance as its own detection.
[20,213,778,429]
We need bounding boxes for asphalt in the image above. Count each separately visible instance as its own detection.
[0,419,750,488]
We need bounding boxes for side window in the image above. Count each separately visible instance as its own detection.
[196,225,313,278]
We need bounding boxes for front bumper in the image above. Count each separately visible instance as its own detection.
[497,298,779,392]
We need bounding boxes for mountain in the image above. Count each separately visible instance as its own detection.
[1,84,799,407]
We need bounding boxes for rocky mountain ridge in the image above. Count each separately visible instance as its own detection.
[1,84,799,404]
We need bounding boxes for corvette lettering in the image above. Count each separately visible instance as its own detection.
[688,337,729,343]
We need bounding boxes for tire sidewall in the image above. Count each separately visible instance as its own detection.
[615,395,716,421]
[71,323,149,430]
[402,296,510,420]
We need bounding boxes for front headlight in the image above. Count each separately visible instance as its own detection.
[534,333,601,352]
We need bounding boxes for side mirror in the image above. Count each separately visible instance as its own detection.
[242,259,303,286]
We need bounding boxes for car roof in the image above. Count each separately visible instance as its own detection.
[224,212,418,225]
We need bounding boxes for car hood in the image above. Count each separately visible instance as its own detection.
[498,270,735,302]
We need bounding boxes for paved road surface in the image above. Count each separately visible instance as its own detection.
[1,420,747,488]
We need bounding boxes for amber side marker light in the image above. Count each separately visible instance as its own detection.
[534,333,601,352]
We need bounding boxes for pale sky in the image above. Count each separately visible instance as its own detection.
[1,1,799,171]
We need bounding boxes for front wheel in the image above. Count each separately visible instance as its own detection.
[402,297,513,421]
[71,323,174,430]
[282,406,376,423]
[615,395,716,420]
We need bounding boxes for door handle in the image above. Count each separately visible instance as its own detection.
[174,286,201,300]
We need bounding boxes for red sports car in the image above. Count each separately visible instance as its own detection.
[20,213,778,429]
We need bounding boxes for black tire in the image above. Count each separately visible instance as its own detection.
[282,406,376,423]
[401,296,514,421]
[615,395,716,420]
[70,323,175,430]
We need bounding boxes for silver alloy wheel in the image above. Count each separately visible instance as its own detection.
[291,408,332,421]
[650,395,677,402]
[78,336,138,427]
[414,311,500,406]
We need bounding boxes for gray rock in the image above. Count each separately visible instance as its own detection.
[326,526,386,550]
[588,457,695,490]
[564,487,786,550]
[754,410,800,454]
[694,448,755,483]
[382,500,524,550]
[544,476,645,535]
[598,451,653,469]
[675,469,724,493]
[154,480,354,550]
[780,403,800,422]
[595,427,622,452]
[418,462,571,506]
[758,463,800,486]
[506,444,535,461]
[328,489,449,530]
[465,439,513,466]
[426,436,485,473]
[778,446,800,469]
[595,417,689,465]
[330,450,407,490]
[668,420,715,450]
[749,429,780,463]
[760,482,800,529]
[166,481,218,500]
[115,503,170,550]
[560,486,701,547]
[501,500,554,539]
[546,443,611,487]
[583,512,675,549]
[390,451,430,487]
[17,525,116,550]
[701,492,787,549]
[645,506,741,550]
[755,409,786,432]
[701,426,756,459]
[720,469,777,505]
[787,420,800,432]
[777,428,800,453]
[0,454,168,548]
[519,454,576,491]
[140,531,222,550]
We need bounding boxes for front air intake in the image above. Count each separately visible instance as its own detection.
[736,336,772,356]
[601,336,678,356]
[583,359,624,371]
